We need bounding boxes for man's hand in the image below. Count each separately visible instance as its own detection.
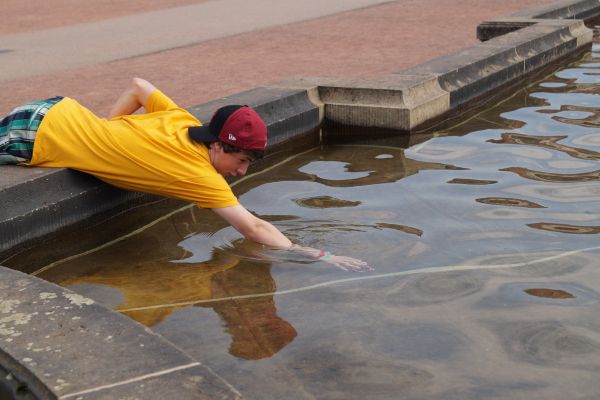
[321,254,373,272]
[212,205,372,272]
[291,245,372,272]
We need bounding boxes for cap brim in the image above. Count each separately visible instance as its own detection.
[188,125,219,143]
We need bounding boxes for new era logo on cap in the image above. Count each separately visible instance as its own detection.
[219,107,267,151]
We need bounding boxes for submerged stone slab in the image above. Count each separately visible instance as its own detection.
[0,266,240,399]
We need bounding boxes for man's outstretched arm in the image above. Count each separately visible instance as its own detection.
[212,205,371,272]
[213,205,291,247]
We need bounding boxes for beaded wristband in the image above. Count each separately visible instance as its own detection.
[313,250,333,261]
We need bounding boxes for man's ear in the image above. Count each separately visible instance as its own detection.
[212,141,223,152]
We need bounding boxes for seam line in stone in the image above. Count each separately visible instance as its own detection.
[58,362,201,399]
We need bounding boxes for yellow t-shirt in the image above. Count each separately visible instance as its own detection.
[29,90,238,209]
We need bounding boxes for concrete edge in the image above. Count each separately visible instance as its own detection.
[406,19,591,110]
[512,0,600,19]
[0,168,145,254]
[0,265,241,400]
[275,14,593,131]
[477,0,600,40]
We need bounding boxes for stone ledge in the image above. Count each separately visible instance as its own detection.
[268,3,594,131]
[397,19,591,109]
[0,266,241,400]
[478,0,600,41]
[0,167,143,254]
[271,75,449,131]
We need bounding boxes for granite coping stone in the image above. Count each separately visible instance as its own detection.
[478,0,600,40]
[396,19,589,109]
[0,167,143,255]
[0,266,241,400]
[512,0,600,19]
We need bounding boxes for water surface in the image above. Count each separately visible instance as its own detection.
[13,46,600,398]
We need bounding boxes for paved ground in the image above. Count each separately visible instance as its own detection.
[1,0,556,117]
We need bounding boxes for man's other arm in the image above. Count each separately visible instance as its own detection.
[108,77,156,119]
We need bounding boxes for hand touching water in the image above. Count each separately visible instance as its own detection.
[290,245,373,272]
[322,254,373,272]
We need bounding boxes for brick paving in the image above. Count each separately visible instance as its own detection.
[1,0,556,116]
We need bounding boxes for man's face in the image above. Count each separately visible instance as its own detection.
[210,142,254,177]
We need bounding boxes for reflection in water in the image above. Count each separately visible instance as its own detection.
[375,223,423,237]
[488,133,600,160]
[551,104,600,128]
[476,197,545,208]
[572,132,600,147]
[524,288,575,299]
[61,249,297,360]
[254,145,467,189]
[200,263,297,360]
[293,195,361,208]
[447,178,497,185]
[527,222,600,234]
[539,82,568,88]
[501,166,600,183]
[35,144,463,361]
[504,182,600,203]
[493,321,600,367]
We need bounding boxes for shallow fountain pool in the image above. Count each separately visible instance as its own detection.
[7,45,600,399]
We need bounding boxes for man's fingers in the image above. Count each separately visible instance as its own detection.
[333,259,373,272]
[321,255,372,272]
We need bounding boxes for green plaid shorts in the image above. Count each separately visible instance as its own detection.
[0,96,63,165]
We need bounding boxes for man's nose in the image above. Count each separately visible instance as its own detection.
[236,164,249,176]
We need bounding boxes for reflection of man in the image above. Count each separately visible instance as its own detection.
[63,250,297,360]
[206,262,297,360]
[1,78,369,271]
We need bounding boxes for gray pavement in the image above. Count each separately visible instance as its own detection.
[0,0,394,81]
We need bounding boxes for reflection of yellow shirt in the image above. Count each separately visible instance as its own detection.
[30,90,238,209]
